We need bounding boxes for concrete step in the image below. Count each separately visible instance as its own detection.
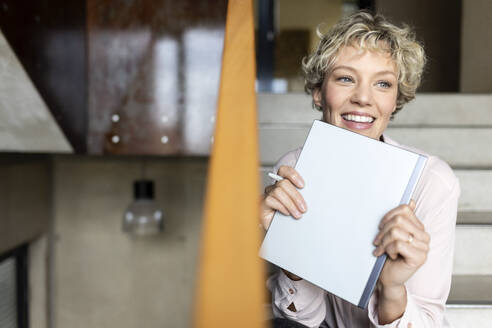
[448,275,492,305]
[385,128,492,168]
[454,226,492,275]
[445,307,492,328]
[446,275,492,328]
[258,93,321,124]
[258,93,492,126]
[455,170,492,212]
[259,125,492,167]
[457,211,492,225]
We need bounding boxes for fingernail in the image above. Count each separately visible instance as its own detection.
[373,234,380,245]
[293,176,304,188]
[294,211,302,219]
[299,203,306,212]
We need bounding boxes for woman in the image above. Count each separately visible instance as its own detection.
[261,11,460,328]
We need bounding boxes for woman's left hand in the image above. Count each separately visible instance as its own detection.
[373,200,430,289]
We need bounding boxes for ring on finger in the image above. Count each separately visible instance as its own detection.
[407,233,414,244]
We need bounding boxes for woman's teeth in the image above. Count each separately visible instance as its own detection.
[342,114,374,123]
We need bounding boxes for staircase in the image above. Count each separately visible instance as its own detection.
[258,92,492,327]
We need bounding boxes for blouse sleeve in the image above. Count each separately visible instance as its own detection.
[268,270,327,328]
[367,157,460,327]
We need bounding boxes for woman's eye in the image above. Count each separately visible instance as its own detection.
[337,76,353,83]
[376,81,392,88]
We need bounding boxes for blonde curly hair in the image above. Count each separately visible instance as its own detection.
[302,11,426,116]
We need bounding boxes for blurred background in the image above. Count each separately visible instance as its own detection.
[1,0,491,327]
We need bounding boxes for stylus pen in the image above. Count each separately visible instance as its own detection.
[268,172,284,182]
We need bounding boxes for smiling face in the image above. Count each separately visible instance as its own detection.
[313,45,398,140]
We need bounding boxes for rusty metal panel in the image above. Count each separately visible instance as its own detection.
[87,0,227,155]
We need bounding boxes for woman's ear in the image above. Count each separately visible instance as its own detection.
[312,88,322,109]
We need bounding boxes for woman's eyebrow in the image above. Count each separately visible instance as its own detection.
[331,66,396,77]
[374,70,397,77]
[331,65,356,73]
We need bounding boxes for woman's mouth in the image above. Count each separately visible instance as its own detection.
[341,113,375,130]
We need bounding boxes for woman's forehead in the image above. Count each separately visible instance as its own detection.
[332,44,397,73]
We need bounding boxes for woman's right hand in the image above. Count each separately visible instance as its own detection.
[260,165,307,281]
[260,165,307,230]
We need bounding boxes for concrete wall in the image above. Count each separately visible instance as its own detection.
[460,0,492,93]
[52,156,207,328]
[0,155,52,254]
[0,154,208,328]
[376,0,462,92]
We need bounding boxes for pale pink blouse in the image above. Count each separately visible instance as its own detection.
[267,135,460,328]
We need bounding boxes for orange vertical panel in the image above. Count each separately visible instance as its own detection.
[192,0,267,327]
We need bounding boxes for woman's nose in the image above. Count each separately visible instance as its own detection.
[350,83,373,106]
